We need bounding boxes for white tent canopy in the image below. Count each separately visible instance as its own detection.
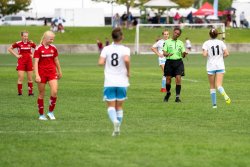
[144,0,179,8]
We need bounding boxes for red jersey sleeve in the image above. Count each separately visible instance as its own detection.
[34,48,41,59]
[54,48,58,57]
[31,42,36,49]
[12,42,18,49]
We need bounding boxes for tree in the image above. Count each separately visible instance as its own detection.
[92,0,148,17]
[172,0,194,8]
[0,0,31,16]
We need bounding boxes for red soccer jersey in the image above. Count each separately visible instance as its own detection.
[34,44,58,74]
[12,41,36,58]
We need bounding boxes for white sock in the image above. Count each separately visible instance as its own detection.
[107,107,118,123]
[117,110,123,124]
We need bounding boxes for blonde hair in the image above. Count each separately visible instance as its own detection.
[40,30,55,44]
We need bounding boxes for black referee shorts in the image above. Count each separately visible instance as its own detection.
[164,59,185,77]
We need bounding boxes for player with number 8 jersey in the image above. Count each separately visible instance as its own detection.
[98,27,130,136]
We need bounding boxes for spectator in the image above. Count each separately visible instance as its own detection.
[226,14,232,27]
[173,12,181,24]
[105,37,110,46]
[127,12,133,29]
[232,11,237,28]
[112,13,120,29]
[96,39,103,52]
[240,12,245,28]
[186,11,193,24]
[121,12,128,28]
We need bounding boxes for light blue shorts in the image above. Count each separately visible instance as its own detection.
[207,69,225,75]
[103,87,128,101]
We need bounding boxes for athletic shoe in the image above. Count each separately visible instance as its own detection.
[224,95,231,104]
[18,93,22,96]
[175,97,181,103]
[112,121,120,136]
[28,93,34,96]
[39,115,48,121]
[212,104,217,109]
[160,88,167,92]
[163,92,171,102]
[47,112,56,120]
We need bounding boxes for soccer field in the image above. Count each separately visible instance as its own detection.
[0,53,250,167]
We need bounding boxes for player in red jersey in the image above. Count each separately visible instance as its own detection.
[34,31,62,120]
[8,31,36,96]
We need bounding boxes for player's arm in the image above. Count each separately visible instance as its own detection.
[151,46,163,57]
[202,49,208,57]
[124,55,130,78]
[223,49,229,58]
[34,58,41,83]
[98,56,105,66]
[55,57,62,79]
[7,45,21,58]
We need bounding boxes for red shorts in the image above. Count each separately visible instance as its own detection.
[16,57,33,71]
[40,73,58,84]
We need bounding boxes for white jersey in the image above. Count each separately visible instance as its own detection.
[152,39,165,55]
[202,39,227,71]
[100,43,130,87]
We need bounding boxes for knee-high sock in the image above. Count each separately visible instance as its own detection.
[166,84,171,93]
[161,76,166,89]
[18,84,22,94]
[28,82,33,94]
[49,96,57,112]
[176,85,181,97]
[107,107,118,123]
[210,89,216,106]
[37,98,44,115]
[117,110,123,124]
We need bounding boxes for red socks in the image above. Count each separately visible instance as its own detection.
[49,96,57,112]
[37,98,44,115]
[28,82,33,95]
[17,84,22,95]
[37,97,57,115]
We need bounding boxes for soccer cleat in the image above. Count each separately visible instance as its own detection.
[47,112,56,120]
[112,121,120,136]
[163,92,171,102]
[212,104,217,109]
[160,88,167,92]
[224,95,231,104]
[28,93,34,96]
[175,97,181,103]
[39,115,48,120]
[18,93,22,96]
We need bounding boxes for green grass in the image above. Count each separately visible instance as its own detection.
[0,26,250,44]
[0,53,250,167]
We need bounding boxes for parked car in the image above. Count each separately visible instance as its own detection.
[0,15,43,26]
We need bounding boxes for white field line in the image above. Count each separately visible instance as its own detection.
[181,78,199,83]
[0,130,91,134]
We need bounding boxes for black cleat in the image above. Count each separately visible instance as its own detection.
[18,93,23,96]
[163,92,171,102]
[175,97,181,103]
[28,93,34,96]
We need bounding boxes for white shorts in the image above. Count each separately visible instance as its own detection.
[158,57,166,66]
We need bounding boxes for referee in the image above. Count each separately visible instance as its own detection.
[163,27,188,102]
